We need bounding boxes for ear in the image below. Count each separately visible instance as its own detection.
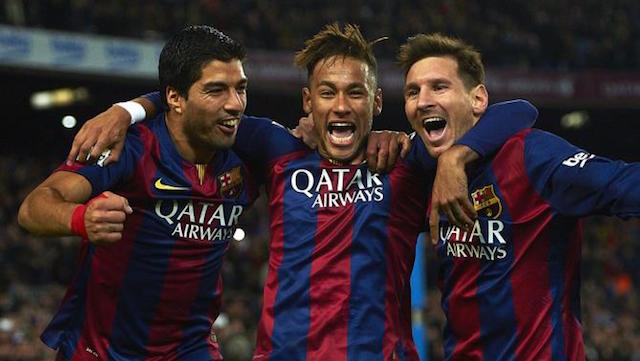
[373,88,383,116]
[470,84,488,116]
[302,87,312,114]
[166,86,183,115]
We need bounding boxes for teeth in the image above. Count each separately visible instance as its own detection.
[422,117,445,126]
[221,118,239,127]
[331,122,352,127]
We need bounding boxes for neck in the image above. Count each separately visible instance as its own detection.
[165,112,215,164]
[320,149,366,166]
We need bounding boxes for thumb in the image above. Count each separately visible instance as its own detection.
[122,197,133,214]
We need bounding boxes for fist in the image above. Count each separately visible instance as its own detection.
[84,191,133,245]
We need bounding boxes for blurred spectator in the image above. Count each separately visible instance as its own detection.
[3,0,640,69]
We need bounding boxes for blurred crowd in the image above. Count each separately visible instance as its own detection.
[1,151,639,360]
[3,0,640,70]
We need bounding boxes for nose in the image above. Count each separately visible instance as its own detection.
[225,88,245,114]
[416,87,434,111]
[333,92,350,116]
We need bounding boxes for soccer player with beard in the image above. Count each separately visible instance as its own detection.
[64,24,537,360]
[399,33,640,361]
[18,26,258,360]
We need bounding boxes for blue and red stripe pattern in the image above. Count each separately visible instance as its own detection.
[42,113,257,360]
[436,128,640,361]
[236,116,431,361]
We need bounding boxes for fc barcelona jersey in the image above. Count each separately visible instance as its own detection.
[43,114,257,360]
[230,99,538,361]
[435,129,640,361]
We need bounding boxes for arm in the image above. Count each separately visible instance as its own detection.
[525,130,640,218]
[66,92,161,166]
[18,171,132,244]
[428,99,539,243]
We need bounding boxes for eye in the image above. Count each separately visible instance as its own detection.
[433,83,448,91]
[405,88,418,98]
[236,85,247,94]
[349,89,366,98]
[207,87,225,95]
[319,89,335,98]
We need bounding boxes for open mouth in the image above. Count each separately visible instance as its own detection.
[218,118,239,133]
[423,117,447,138]
[327,122,356,145]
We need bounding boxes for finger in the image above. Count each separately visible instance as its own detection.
[366,141,379,170]
[385,138,399,172]
[104,141,124,166]
[460,197,477,221]
[399,134,411,158]
[91,136,112,160]
[123,197,133,214]
[441,203,457,230]
[67,137,83,165]
[99,210,127,223]
[376,147,389,173]
[429,206,440,245]
[449,201,474,229]
[76,138,96,163]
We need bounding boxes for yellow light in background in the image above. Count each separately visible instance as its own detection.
[30,87,90,109]
[561,111,589,129]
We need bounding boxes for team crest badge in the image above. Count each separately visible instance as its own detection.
[471,185,502,219]
[218,167,243,198]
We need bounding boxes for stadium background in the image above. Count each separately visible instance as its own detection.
[0,1,639,360]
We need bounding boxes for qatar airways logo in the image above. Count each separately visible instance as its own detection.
[154,200,244,242]
[291,168,384,208]
[438,219,508,261]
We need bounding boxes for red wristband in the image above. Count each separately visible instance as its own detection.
[70,204,89,239]
[70,193,109,239]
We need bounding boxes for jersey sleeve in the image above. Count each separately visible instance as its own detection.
[57,128,143,197]
[402,133,437,175]
[524,129,640,218]
[141,91,163,110]
[233,115,307,174]
[456,99,538,157]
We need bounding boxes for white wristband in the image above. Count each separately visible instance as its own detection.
[114,101,146,125]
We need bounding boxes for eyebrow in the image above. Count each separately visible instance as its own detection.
[317,80,367,90]
[202,78,248,89]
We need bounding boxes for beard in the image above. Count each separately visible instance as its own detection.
[184,117,235,153]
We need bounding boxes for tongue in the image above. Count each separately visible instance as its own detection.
[429,127,445,138]
[331,128,353,138]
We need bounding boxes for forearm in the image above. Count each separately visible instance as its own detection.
[18,187,80,236]
[439,144,479,168]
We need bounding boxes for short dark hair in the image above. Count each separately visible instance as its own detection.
[294,23,379,85]
[397,33,484,89]
[158,25,246,106]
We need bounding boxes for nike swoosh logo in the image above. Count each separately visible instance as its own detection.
[154,178,190,191]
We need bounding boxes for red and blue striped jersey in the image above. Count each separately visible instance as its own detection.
[435,129,640,361]
[231,100,537,361]
[43,114,257,361]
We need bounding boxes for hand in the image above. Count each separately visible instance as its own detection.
[366,131,411,173]
[66,105,131,166]
[290,114,317,149]
[429,146,477,245]
[84,191,133,245]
